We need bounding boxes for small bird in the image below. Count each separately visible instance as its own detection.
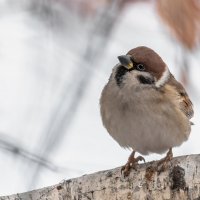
[100,46,193,176]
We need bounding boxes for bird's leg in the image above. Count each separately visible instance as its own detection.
[121,151,145,176]
[157,148,173,173]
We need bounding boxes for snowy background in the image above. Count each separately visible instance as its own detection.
[0,0,199,195]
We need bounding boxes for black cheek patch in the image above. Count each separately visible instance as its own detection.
[137,75,155,85]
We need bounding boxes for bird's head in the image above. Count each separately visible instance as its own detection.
[114,46,170,88]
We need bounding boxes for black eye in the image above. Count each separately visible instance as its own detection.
[136,63,145,71]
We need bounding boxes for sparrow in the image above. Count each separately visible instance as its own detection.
[100,46,193,176]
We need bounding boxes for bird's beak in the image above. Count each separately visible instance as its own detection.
[118,55,133,70]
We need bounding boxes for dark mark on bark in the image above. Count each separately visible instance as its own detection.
[170,165,186,190]
[65,179,72,184]
[145,166,156,181]
[57,185,62,190]
[134,186,140,192]
[106,171,113,177]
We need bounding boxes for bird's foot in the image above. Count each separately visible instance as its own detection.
[157,148,173,174]
[121,151,145,176]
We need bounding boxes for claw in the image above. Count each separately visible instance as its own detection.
[157,148,173,174]
[121,151,145,177]
[136,156,145,163]
[121,164,132,176]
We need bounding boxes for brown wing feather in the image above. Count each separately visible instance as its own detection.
[167,75,194,119]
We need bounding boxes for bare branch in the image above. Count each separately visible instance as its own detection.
[1,154,200,200]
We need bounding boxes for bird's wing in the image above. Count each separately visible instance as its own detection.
[167,75,194,119]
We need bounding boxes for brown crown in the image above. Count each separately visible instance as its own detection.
[127,46,166,80]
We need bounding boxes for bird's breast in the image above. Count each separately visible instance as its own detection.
[100,83,191,155]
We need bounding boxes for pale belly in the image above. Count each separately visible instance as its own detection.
[100,88,191,155]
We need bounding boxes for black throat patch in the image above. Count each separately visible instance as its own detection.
[115,66,128,86]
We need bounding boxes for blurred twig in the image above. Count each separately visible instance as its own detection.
[28,0,123,189]
[0,137,60,172]
[0,135,84,175]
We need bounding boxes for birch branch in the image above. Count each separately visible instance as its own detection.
[1,154,200,200]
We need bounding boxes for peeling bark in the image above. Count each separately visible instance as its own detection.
[1,154,200,200]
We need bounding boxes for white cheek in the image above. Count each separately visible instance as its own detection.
[124,71,152,87]
[155,66,170,88]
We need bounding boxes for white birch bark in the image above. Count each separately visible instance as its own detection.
[1,154,200,200]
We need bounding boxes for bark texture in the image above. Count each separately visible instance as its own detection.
[1,154,200,200]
